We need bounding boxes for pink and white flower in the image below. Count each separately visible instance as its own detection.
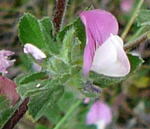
[24,43,47,60]
[0,50,15,74]
[80,9,130,77]
[121,0,134,13]
[86,100,112,129]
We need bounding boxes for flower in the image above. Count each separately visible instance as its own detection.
[121,0,134,13]
[84,97,90,104]
[24,43,47,60]
[86,100,112,129]
[80,9,130,77]
[0,76,19,105]
[0,50,15,74]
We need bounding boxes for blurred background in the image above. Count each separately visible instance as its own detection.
[0,0,150,129]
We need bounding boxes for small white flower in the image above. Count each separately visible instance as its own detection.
[24,43,47,60]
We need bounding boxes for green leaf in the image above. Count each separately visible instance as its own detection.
[47,56,71,76]
[18,72,47,84]
[44,104,62,124]
[90,54,143,87]
[28,82,64,120]
[0,96,14,128]
[58,18,85,48]
[18,13,55,54]
[60,28,75,64]
[17,79,50,97]
[35,124,49,129]
[71,38,82,65]
[137,9,150,26]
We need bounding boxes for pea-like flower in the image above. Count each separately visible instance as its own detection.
[86,101,112,129]
[0,50,15,74]
[80,9,130,77]
[24,43,47,60]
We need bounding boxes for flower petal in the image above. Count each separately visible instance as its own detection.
[86,101,112,125]
[24,43,47,60]
[80,9,119,75]
[121,0,134,12]
[0,50,15,73]
[91,34,130,77]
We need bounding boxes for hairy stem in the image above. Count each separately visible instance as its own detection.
[53,0,68,33]
[53,100,81,129]
[2,98,29,129]
[124,32,150,51]
[121,0,144,40]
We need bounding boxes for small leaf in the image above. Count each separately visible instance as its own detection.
[60,28,75,64]
[18,72,47,84]
[58,18,85,48]
[28,82,64,120]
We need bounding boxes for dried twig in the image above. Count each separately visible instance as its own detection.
[124,32,149,51]
[53,0,68,33]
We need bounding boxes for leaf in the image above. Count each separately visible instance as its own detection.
[18,13,55,54]
[44,104,62,124]
[90,54,143,87]
[17,79,50,97]
[28,82,64,120]
[58,18,85,48]
[47,56,71,76]
[18,72,47,84]
[60,28,75,64]
[0,96,14,128]
[137,9,150,26]
[71,38,82,65]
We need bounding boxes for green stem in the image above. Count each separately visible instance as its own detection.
[121,0,144,40]
[53,100,82,129]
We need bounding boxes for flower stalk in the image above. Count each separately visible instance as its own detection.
[53,100,81,129]
[121,0,144,40]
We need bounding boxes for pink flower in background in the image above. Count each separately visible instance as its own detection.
[80,9,130,77]
[86,101,112,129]
[121,0,134,12]
[24,43,47,60]
[0,50,15,74]
[84,97,90,104]
[0,76,19,105]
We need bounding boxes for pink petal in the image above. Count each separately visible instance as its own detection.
[80,9,119,75]
[86,100,112,125]
[0,50,15,73]
[0,76,20,105]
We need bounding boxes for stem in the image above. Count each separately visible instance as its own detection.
[53,100,81,129]
[53,0,68,33]
[2,98,29,129]
[124,32,149,51]
[121,0,144,40]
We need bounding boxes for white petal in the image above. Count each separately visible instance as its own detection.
[24,43,46,60]
[91,34,130,77]
[96,120,106,129]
